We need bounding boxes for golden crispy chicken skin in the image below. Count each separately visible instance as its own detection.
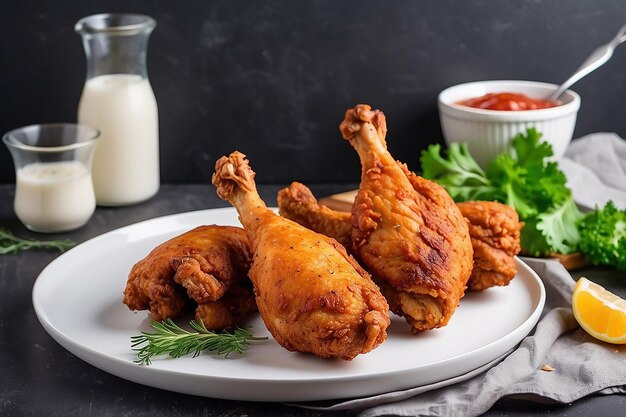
[195,283,258,331]
[123,225,252,321]
[278,182,353,249]
[340,104,474,332]
[278,182,523,292]
[456,201,522,291]
[278,184,522,293]
[212,151,389,360]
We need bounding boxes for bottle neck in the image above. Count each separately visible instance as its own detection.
[75,14,156,80]
[81,31,151,79]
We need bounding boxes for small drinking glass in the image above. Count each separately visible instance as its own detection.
[3,124,100,233]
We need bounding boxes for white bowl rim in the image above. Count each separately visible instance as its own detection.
[438,80,580,118]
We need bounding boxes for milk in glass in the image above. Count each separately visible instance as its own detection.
[15,161,96,232]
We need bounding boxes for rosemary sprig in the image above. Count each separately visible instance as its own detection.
[0,228,75,254]
[131,318,267,365]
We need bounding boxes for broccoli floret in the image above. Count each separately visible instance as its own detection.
[578,201,626,270]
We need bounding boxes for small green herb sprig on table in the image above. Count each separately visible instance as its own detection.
[131,319,267,365]
[0,228,75,254]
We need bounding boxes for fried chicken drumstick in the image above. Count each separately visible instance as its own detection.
[339,104,474,332]
[278,183,522,291]
[195,283,258,330]
[277,182,353,249]
[212,151,389,360]
[456,201,522,290]
[123,225,257,330]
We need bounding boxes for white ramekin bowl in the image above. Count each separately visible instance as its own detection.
[438,80,580,167]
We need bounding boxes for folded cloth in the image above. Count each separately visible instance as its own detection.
[294,258,626,417]
[561,132,626,210]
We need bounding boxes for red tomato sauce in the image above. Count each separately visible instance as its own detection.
[457,92,560,111]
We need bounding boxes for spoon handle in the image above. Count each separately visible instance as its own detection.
[550,24,626,101]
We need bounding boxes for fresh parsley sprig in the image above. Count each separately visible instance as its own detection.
[420,129,583,256]
[0,227,75,254]
[131,319,267,365]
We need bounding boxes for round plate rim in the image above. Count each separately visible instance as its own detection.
[32,207,546,401]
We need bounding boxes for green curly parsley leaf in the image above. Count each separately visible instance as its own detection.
[522,197,583,256]
[420,128,581,256]
[420,143,499,202]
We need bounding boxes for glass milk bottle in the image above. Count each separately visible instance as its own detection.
[75,14,159,206]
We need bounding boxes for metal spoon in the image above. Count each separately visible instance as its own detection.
[550,24,626,101]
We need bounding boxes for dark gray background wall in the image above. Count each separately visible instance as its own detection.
[2,0,626,185]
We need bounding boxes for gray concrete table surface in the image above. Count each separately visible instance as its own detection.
[0,183,624,417]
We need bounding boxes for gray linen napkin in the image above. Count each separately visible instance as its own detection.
[561,132,626,209]
[296,258,626,416]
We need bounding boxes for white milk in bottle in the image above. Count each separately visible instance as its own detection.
[78,74,159,206]
[75,13,159,206]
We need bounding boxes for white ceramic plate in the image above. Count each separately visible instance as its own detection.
[32,208,545,402]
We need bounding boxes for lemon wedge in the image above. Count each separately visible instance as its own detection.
[572,277,626,344]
